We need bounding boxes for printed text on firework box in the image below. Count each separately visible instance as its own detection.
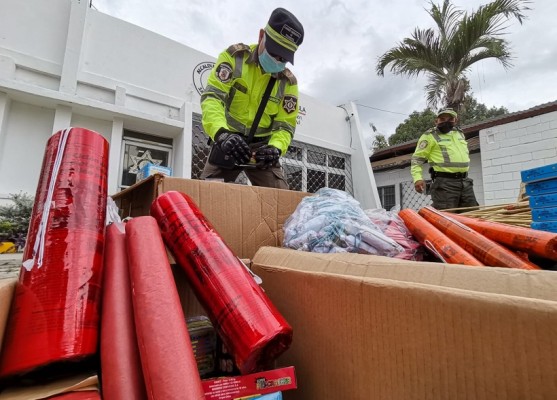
[202,366,296,400]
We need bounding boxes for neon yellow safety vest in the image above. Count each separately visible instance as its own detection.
[200,43,299,155]
[411,128,470,183]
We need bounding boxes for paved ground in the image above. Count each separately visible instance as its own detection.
[0,253,22,279]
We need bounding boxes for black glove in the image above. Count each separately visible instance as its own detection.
[254,145,281,169]
[215,131,251,165]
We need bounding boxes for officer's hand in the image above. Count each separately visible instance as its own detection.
[254,145,281,169]
[216,131,251,165]
[414,180,426,194]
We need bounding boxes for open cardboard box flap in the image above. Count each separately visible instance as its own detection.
[112,175,309,259]
[251,247,557,400]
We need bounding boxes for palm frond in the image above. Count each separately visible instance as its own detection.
[463,40,513,69]
[427,0,464,42]
[375,0,531,111]
[376,28,445,77]
[425,75,447,109]
[477,0,532,27]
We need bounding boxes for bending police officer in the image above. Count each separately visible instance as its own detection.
[199,8,304,189]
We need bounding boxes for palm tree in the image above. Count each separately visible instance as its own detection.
[376,0,531,112]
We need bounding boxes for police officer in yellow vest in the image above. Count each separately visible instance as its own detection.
[200,8,304,189]
[411,108,479,210]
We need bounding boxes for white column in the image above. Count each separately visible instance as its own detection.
[0,92,12,199]
[52,105,73,134]
[59,0,88,94]
[0,92,11,138]
[177,101,193,179]
[107,118,124,194]
[345,101,381,209]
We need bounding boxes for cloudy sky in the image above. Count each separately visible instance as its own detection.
[92,0,556,139]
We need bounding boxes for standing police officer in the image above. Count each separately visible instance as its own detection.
[200,8,304,189]
[411,108,479,210]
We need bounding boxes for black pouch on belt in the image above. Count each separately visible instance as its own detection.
[207,142,236,169]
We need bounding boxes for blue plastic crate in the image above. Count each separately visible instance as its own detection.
[531,207,557,222]
[529,193,557,209]
[525,178,557,196]
[521,163,557,184]
[531,221,557,233]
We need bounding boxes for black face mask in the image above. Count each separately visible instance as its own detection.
[436,121,454,133]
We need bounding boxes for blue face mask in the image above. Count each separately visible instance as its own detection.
[259,47,286,74]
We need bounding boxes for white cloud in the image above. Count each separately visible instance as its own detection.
[93,0,557,137]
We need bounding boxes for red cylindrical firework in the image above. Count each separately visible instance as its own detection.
[101,223,147,400]
[151,190,293,375]
[0,127,109,378]
[399,208,484,266]
[126,217,205,400]
[419,206,541,270]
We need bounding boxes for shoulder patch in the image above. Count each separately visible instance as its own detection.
[215,62,233,83]
[283,95,297,114]
[226,43,250,56]
[418,140,428,149]
[280,68,297,85]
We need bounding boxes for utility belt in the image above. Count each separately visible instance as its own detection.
[430,169,468,180]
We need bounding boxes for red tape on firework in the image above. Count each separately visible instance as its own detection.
[151,191,293,375]
[0,128,109,378]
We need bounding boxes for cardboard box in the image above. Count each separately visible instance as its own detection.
[0,374,99,399]
[112,175,309,259]
[251,247,557,400]
[0,278,17,354]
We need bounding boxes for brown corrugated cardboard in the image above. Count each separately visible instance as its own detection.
[112,175,309,259]
[253,247,557,301]
[0,374,99,399]
[0,279,16,353]
[252,247,557,400]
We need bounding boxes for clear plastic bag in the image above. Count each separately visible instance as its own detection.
[283,188,405,256]
[363,208,423,260]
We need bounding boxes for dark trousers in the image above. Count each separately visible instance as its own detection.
[430,177,479,210]
[200,159,289,189]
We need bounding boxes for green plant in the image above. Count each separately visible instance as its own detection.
[376,0,531,111]
[0,192,34,250]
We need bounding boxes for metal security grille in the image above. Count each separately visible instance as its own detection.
[282,140,353,194]
[191,113,353,194]
[378,185,396,210]
[400,180,432,211]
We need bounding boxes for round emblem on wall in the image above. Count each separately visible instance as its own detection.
[192,61,215,95]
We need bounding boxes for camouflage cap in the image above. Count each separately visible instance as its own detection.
[436,108,458,118]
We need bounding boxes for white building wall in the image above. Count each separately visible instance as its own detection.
[0,101,55,196]
[480,111,557,205]
[468,153,484,207]
[0,0,380,208]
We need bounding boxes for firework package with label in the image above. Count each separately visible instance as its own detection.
[0,128,108,378]
[151,190,293,375]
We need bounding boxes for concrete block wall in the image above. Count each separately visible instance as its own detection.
[480,111,557,205]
